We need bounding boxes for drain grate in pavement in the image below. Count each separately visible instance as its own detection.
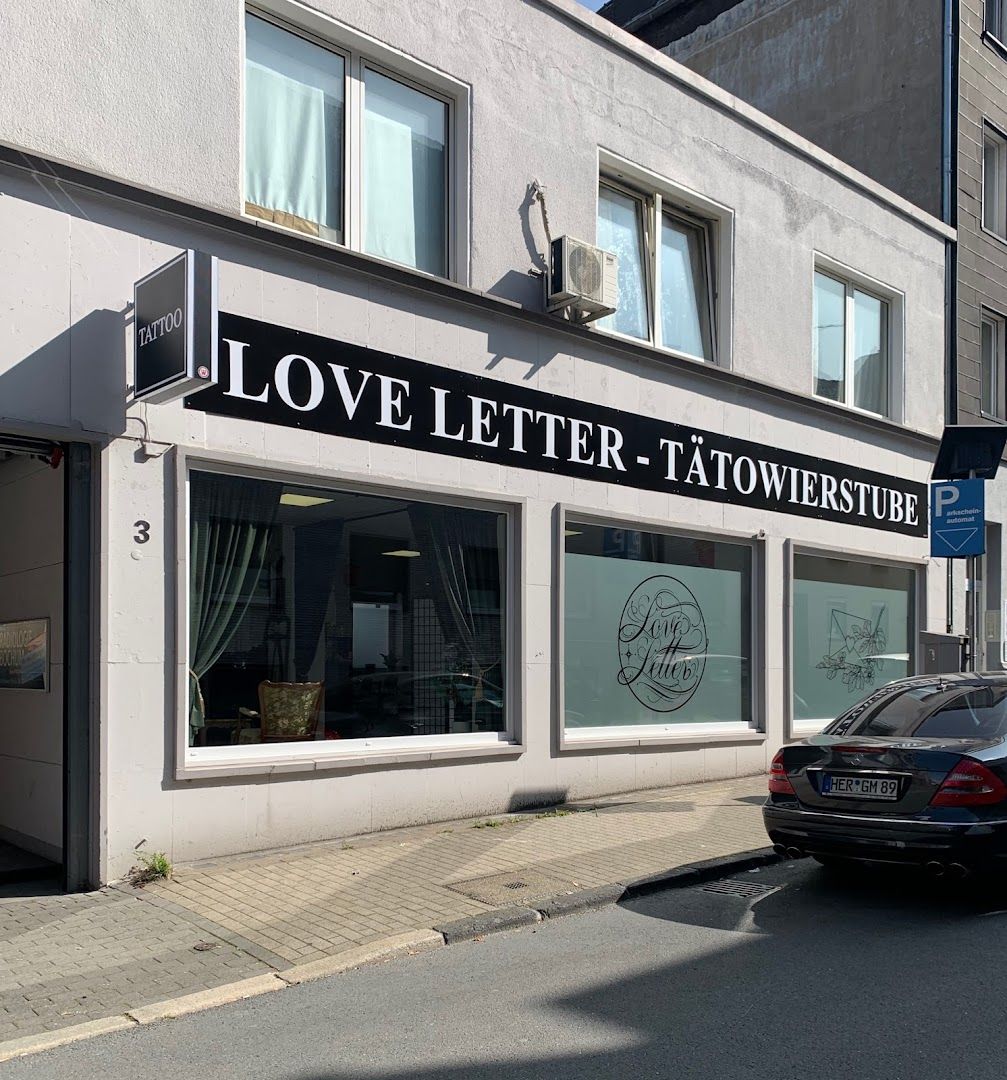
[446,869,580,906]
[701,879,774,899]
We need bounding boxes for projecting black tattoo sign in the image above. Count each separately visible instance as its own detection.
[186,313,928,537]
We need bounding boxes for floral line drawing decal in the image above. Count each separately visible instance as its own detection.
[817,608,888,693]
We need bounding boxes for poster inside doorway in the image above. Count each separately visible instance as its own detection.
[0,619,49,690]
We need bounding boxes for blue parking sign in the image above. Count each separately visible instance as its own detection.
[930,479,985,558]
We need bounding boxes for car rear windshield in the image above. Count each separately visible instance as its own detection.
[827,684,1007,740]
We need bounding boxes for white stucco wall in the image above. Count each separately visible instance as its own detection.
[0,0,954,880]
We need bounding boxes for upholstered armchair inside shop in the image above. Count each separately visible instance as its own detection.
[187,470,507,751]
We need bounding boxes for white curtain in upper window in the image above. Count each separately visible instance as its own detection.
[597,185,648,340]
[853,289,888,416]
[244,15,344,236]
[363,69,447,276]
[660,215,711,360]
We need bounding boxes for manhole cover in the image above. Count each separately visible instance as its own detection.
[701,879,774,899]
[446,869,578,905]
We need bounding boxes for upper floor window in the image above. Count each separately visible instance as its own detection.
[596,180,716,362]
[983,123,1007,239]
[813,269,891,418]
[244,11,450,278]
[982,309,1006,419]
[987,0,1005,42]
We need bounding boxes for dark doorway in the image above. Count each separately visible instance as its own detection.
[0,435,93,891]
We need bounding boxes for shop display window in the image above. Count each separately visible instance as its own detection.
[187,470,507,748]
[563,521,753,733]
[792,552,915,728]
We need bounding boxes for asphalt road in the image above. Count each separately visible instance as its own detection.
[9,859,1007,1079]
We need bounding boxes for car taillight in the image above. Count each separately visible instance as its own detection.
[931,758,1007,807]
[768,750,795,795]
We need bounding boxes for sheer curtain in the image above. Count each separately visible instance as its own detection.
[407,505,504,715]
[660,214,711,360]
[363,69,446,276]
[852,290,889,416]
[244,13,344,237]
[597,185,648,340]
[188,474,278,737]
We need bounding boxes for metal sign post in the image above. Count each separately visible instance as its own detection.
[931,474,985,670]
[931,425,1007,673]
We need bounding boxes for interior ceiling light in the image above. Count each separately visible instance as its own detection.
[280,493,333,508]
[563,529,582,537]
[381,549,422,558]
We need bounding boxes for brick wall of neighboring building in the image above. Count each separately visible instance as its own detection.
[956,0,1007,423]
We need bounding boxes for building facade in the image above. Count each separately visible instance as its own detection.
[0,0,949,887]
[602,0,1007,669]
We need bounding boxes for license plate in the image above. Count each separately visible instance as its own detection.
[821,774,900,800]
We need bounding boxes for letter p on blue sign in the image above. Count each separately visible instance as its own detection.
[930,478,985,558]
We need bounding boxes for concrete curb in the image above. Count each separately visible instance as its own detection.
[621,848,780,898]
[0,1016,138,1064]
[126,974,285,1024]
[535,883,628,918]
[435,905,542,944]
[0,846,778,1063]
[279,929,444,985]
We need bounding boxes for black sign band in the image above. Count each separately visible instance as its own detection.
[186,313,927,537]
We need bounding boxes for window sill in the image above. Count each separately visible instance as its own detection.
[979,224,1007,250]
[811,393,894,425]
[560,728,766,752]
[240,210,462,290]
[176,740,525,780]
[591,323,715,368]
[789,721,827,739]
[983,30,1007,62]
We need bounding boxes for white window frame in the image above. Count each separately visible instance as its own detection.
[785,539,925,739]
[554,505,767,752]
[983,122,1007,242]
[986,0,1006,48]
[174,450,522,780]
[812,253,904,422]
[981,308,1007,420]
[595,148,734,369]
[242,1,470,284]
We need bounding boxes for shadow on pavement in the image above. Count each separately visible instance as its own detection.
[293,861,1007,1080]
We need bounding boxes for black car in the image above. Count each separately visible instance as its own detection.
[764,673,1007,877]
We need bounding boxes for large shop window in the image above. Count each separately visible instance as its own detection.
[596,181,716,362]
[187,471,508,752]
[564,523,753,736]
[244,11,450,277]
[792,554,915,729]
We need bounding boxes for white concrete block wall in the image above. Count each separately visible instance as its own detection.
[0,0,957,880]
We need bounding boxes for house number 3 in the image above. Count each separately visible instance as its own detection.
[134,520,151,545]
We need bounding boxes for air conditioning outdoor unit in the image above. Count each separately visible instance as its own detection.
[548,236,618,323]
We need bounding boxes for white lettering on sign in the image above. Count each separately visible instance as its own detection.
[934,485,960,515]
[207,328,926,536]
[137,307,183,347]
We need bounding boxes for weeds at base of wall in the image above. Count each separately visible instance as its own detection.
[127,851,173,888]
[472,809,578,829]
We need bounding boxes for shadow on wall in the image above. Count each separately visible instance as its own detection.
[485,181,551,312]
[0,307,128,438]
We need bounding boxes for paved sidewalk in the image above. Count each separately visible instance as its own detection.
[0,774,767,1050]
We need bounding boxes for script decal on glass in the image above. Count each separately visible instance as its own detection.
[616,577,707,712]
